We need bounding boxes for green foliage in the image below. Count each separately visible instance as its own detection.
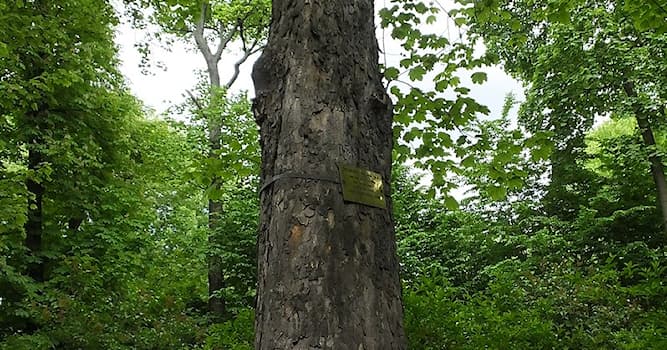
[380,0,495,200]
[215,179,259,313]
[1,89,259,350]
[205,308,255,350]
[622,1,667,33]
[392,76,667,345]
[129,0,270,41]
[1,1,260,347]
[580,118,665,242]
[184,89,260,199]
[458,0,667,219]
[393,169,667,349]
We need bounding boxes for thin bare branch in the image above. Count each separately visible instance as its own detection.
[186,89,207,117]
[204,24,221,34]
[238,18,247,52]
[224,39,264,89]
[226,10,260,59]
[250,45,264,55]
[224,54,251,89]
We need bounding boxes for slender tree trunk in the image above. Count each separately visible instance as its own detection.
[207,201,225,318]
[192,0,260,320]
[623,81,667,229]
[205,58,227,320]
[193,1,227,320]
[25,147,45,282]
[252,1,406,348]
[24,1,47,284]
[206,63,226,320]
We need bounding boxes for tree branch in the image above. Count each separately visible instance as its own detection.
[238,17,247,52]
[186,89,208,119]
[224,39,264,89]
[193,2,213,59]
[204,24,221,34]
[213,24,237,61]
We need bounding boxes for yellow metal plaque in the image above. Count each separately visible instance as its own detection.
[338,164,386,209]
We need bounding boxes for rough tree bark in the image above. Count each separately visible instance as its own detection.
[192,1,261,319]
[252,0,407,349]
[623,81,667,230]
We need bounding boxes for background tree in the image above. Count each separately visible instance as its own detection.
[1,1,259,347]
[122,0,270,319]
[457,0,667,225]
[0,0,138,335]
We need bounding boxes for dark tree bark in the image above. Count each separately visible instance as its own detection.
[252,1,407,348]
[23,1,48,283]
[25,147,45,282]
[623,81,667,230]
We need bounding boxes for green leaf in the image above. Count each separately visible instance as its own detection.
[435,80,448,92]
[461,156,475,168]
[414,3,428,14]
[548,8,571,24]
[384,67,400,80]
[454,17,467,26]
[0,42,8,58]
[444,196,459,210]
[531,144,553,161]
[471,72,487,84]
[408,66,427,81]
[507,177,523,189]
[487,186,507,200]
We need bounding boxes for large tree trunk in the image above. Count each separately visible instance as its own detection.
[623,81,667,229]
[251,1,407,349]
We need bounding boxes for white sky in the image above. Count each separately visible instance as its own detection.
[116,26,258,114]
[114,6,524,119]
